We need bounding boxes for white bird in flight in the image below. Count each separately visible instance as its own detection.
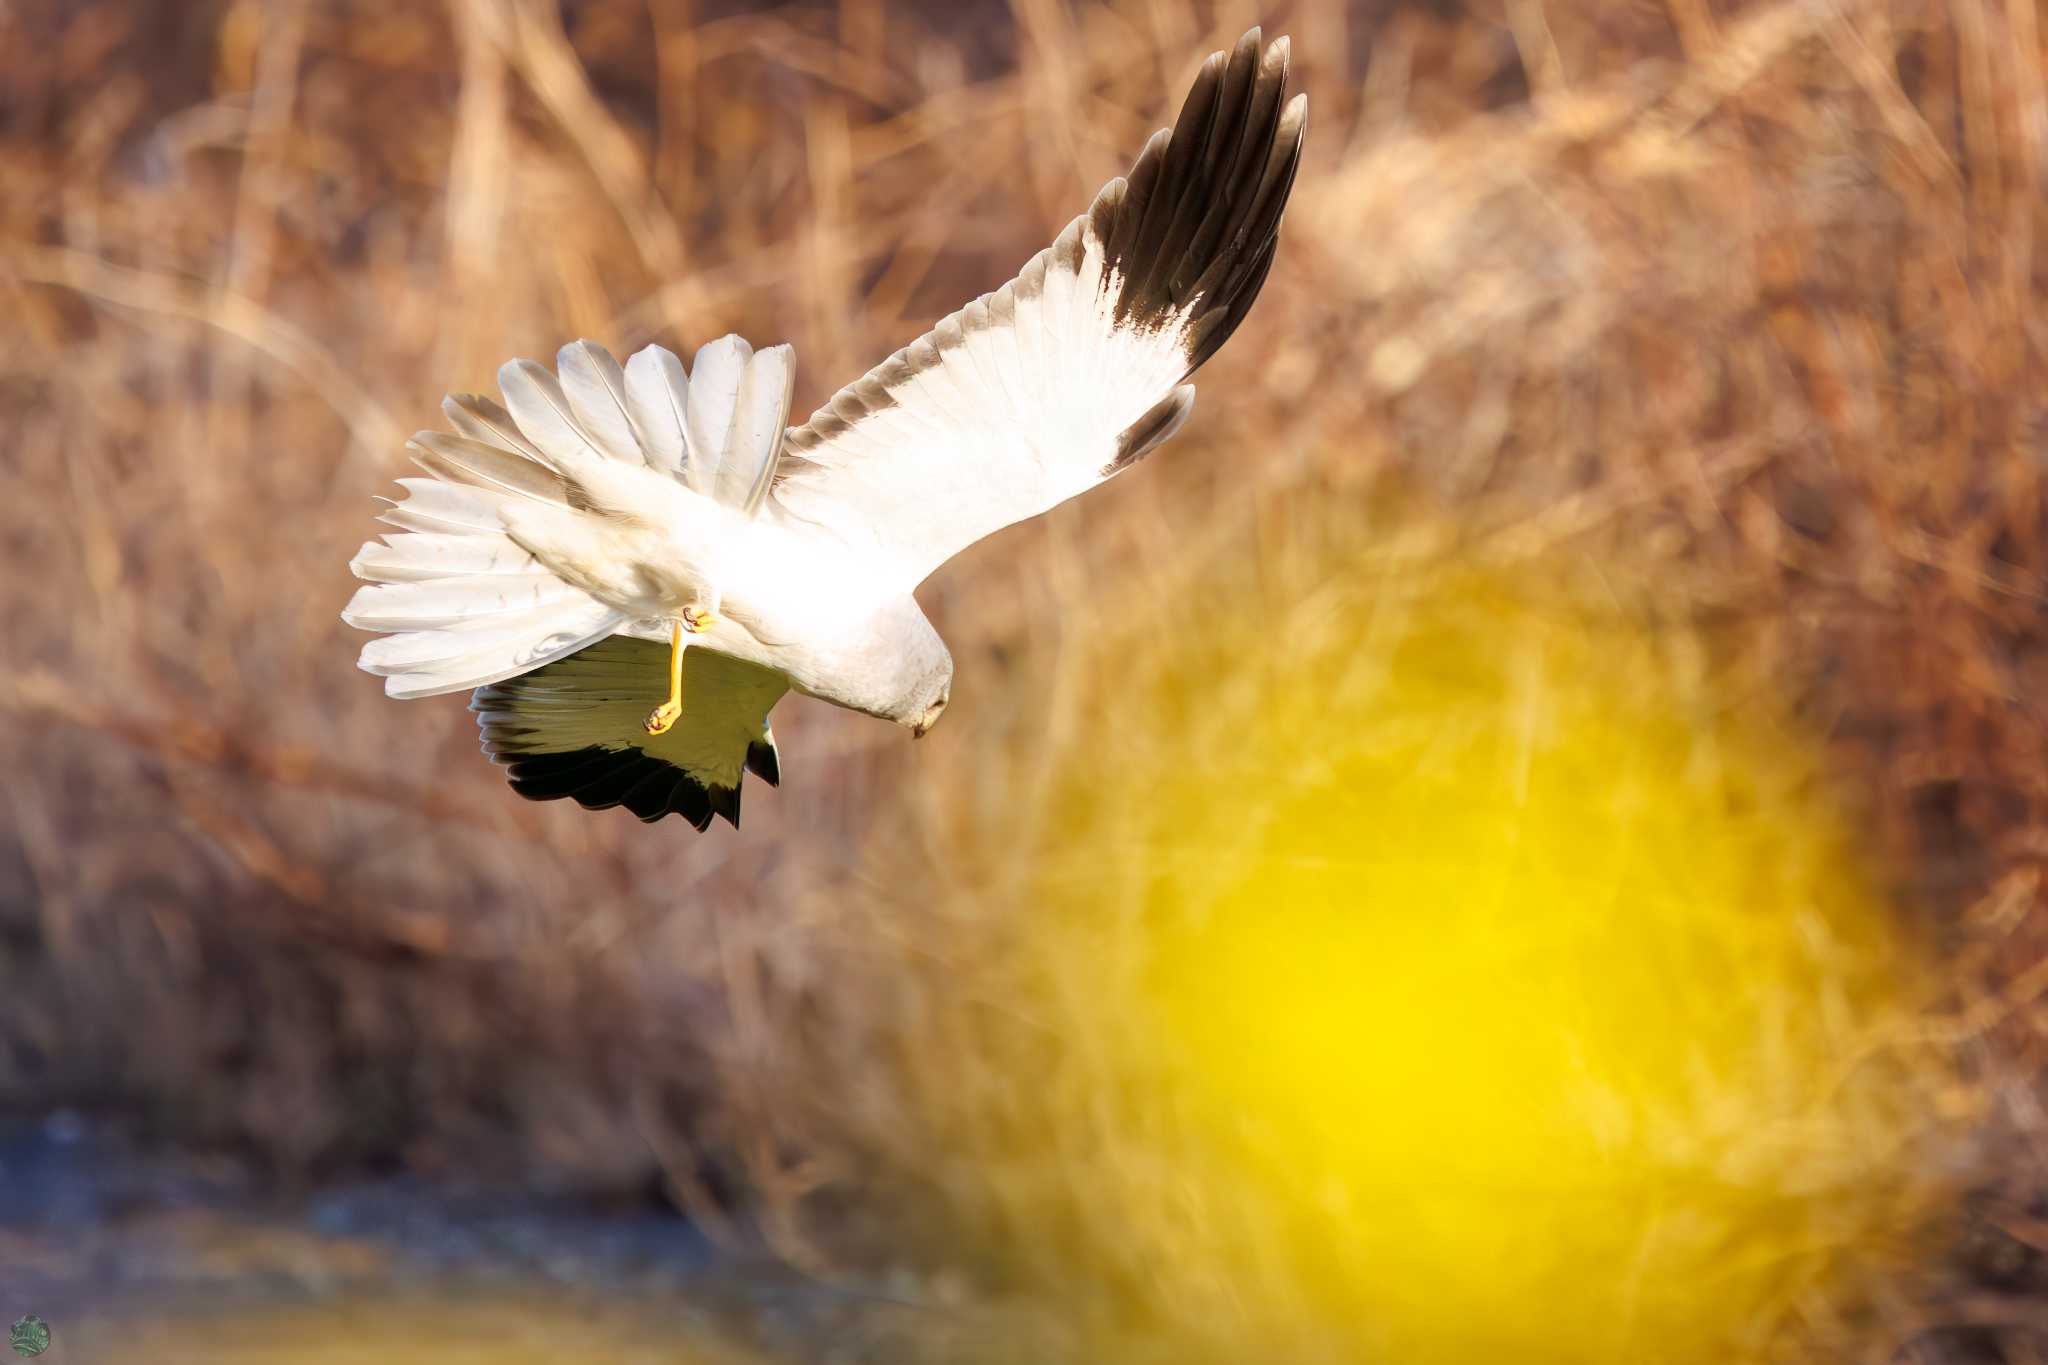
[345,29,1306,830]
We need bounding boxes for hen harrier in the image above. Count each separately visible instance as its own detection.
[345,29,1306,829]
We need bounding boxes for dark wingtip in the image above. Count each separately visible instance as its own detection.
[498,744,726,832]
[1105,385,1196,475]
[745,738,781,788]
[1102,29,1304,378]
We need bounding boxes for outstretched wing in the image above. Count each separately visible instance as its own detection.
[770,28,1305,591]
[472,636,786,829]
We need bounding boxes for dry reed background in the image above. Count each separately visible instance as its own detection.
[5,0,2048,1358]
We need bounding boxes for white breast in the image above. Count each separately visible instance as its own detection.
[616,512,908,700]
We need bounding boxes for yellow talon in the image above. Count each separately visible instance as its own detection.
[681,606,717,633]
[644,621,687,735]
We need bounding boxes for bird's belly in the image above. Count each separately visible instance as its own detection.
[652,520,893,693]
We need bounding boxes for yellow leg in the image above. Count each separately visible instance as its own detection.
[644,622,686,735]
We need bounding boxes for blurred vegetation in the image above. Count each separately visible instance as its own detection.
[5,0,2048,1360]
[840,542,1953,1362]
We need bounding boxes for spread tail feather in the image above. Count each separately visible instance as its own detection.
[678,336,795,515]
[348,335,795,699]
[347,480,625,698]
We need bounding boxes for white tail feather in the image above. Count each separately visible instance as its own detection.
[343,575,576,630]
[379,607,627,699]
[350,533,539,581]
[497,359,604,474]
[360,610,573,671]
[351,337,793,701]
[443,393,546,463]
[556,340,646,466]
[375,479,516,533]
[724,343,795,515]
[623,345,690,475]
[684,335,747,497]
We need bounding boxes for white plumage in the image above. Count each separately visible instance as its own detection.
[344,28,1307,829]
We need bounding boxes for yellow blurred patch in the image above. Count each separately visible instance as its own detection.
[1018,568,1933,1362]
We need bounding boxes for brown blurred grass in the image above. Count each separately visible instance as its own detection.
[4,0,2048,1357]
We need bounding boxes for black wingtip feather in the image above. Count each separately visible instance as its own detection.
[1122,49,1230,283]
[473,638,782,833]
[1102,30,1305,378]
[499,742,741,831]
[1107,385,1196,475]
[622,768,685,823]
[1146,31,1262,300]
[1188,229,1279,373]
[673,780,715,832]
[1173,36,1288,298]
[745,739,781,787]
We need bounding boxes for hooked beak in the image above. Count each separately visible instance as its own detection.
[912,722,930,739]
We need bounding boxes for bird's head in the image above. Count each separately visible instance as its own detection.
[894,609,953,738]
[844,596,953,737]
